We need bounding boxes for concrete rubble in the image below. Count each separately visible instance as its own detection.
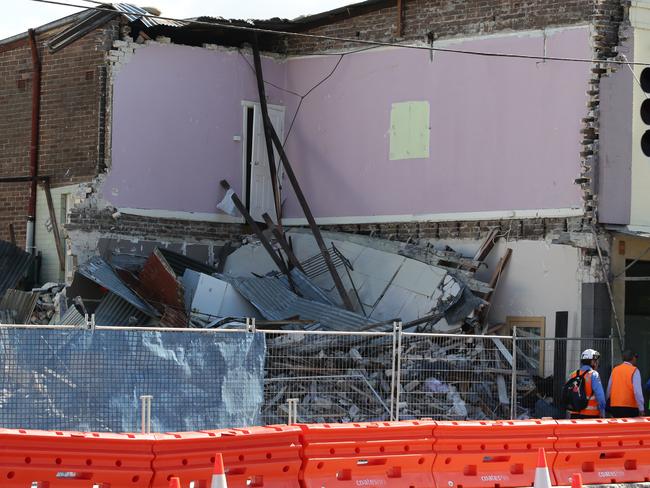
[0,223,554,421]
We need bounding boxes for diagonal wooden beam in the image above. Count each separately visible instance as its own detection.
[252,36,281,223]
[265,119,354,311]
[220,180,288,275]
[41,178,65,272]
[262,212,304,273]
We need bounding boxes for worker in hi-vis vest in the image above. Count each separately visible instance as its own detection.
[568,349,607,419]
[607,350,644,418]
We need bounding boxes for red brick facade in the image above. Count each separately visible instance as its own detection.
[0,19,120,247]
[282,0,623,56]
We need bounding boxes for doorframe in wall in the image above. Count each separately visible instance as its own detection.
[240,100,286,218]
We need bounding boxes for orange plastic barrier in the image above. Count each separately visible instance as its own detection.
[299,421,436,488]
[0,428,155,487]
[553,417,650,485]
[151,425,302,487]
[432,419,558,488]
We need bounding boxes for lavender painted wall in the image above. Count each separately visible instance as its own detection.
[106,44,286,214]
[282,27,591,220]
[108,27,591,222]
[598,31,633,225]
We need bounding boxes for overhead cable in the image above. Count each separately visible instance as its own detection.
[29,0,650,66]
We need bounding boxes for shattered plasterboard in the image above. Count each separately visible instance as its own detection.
[183,269,261,320]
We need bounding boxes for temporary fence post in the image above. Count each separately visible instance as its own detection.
[246,317,256,333]
[510,326,517,420]
[140,394,153,434]
[395,321,403,421]
[287,398,298,424]
[390,321,398,421]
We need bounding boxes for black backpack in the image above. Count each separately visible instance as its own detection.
[562,370,589,411]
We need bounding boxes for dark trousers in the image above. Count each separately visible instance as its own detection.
[610,406,640,418]
[569,413,599,419]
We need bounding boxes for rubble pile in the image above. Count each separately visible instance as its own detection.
[0,220,554,421]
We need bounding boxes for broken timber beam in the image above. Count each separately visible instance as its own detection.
[266,117,355,311]
[220,180,289,275]
[262,212,305,273]
[8,223,16,247]
[41,178,65,272]
[479,248,512,325]
[252,37,281,223]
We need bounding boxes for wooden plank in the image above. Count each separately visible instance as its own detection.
[8,223,16,247]
[41,178,65,272]
[252,38,281,222]
[492,337,514,368]
[473,228,499,263]
[220,180,288,275]
[262,212,304,273]
[479,248,512,324]
[496,375,509,405]
[266,120,355,311]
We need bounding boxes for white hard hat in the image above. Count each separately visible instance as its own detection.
[581,348,600,360]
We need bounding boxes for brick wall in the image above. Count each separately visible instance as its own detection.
[320,217,589,241]
[0,20,119,247]
[281,0,625,54]
[67,207,244,243]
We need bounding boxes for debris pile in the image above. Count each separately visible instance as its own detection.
[0,204,553,420]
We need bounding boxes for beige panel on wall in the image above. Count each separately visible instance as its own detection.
[35,184,77,284]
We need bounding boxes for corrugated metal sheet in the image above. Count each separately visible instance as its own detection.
[57,305,86,326]
[78,257,160,318]
[0,241,35,297]
[56,293,148,327]
[221,275,379,332]
[94,293,149,326]
[0,289,39,324]
[157,248,217,277]
[113,3,187,28]
[277,269,335,306]
[139,249,185,311]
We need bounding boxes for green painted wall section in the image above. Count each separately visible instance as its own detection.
[389,101,430,160]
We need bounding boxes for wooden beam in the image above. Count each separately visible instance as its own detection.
[262,212,304,273]
[41,178,65,272]
[8,223,16,247]
[473,228,499,263]
[396,0,404,37]
[220,180,289,275]
[479,248,512,324]
[252,37,281,223]
[265,118,355,311]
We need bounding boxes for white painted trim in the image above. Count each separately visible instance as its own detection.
[118,207,244,224]
[281,207,584,226]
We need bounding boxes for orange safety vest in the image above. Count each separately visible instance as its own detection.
[569,369,600,416]
[610,362,638,408]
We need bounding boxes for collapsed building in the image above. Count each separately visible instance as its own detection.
[1,0,649,422]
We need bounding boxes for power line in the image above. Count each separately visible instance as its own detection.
[30,0,650,67]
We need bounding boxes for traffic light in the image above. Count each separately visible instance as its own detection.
[640,68,650,156]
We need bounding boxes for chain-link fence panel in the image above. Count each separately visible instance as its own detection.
[0,326,265,432]
[397,332,515,421]
[261,330,395,425]
[514,336,613,418]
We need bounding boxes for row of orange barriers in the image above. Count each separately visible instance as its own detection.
[2,418,650,487]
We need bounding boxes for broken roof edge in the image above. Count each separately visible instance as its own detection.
[0,10,89,47]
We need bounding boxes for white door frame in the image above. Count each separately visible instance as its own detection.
[240,100,286,220]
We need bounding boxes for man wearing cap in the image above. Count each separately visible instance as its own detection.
[607,350,644,418]
[567,349,607,418]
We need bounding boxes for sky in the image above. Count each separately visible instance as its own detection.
[1,0,356,39]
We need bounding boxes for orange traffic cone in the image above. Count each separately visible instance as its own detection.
[571,473,583,488]
[210,453,228,488]
[169,477,181,488]
[533,448,552,488]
